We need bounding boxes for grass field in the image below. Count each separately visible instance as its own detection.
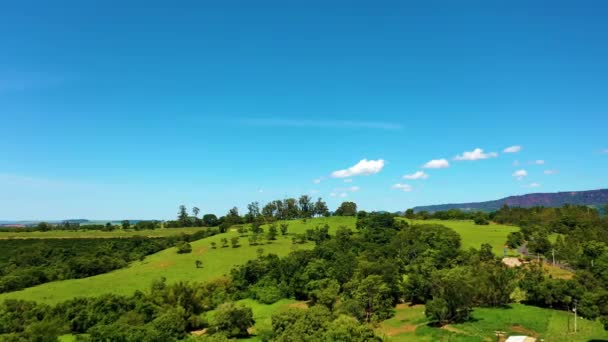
[0,217,354,304]
[403,219,519,255]
[0,227,209,239]
[377,303,608,341]
[0,217,519,304]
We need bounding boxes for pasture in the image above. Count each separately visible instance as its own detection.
[403,219,519,255]
[377,302,608,341]
[0,217,354,304]
[0,216,518,304]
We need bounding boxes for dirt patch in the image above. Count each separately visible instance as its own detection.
[153,261,174,268]
[441,325,467,335]
[287,301,309,310]
[510,325,538,337]
[396,303,424,310]
[383,324,417,336]
[191,328,207,336]
[194,246,208,255]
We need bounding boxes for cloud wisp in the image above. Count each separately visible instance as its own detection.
[454,148,498,161]
[403,171,429,180]
[392,183,413,192]
[237,118,402,131]
[423,159,450,169]
[503,145,522,153]
[512,169,528,180]
[331,159,385,178]
[544,170,558,175]
[523,182,541,188]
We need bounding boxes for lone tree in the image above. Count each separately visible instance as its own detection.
[176,241,192,254]
[121,220,130,230]
[178,205,190,227]
[192,207,200,218]
[195,260,203,268]
[210,241,217,249]
[280,223,289,236]
[221,238,229,248]
[267,224,278,240]
[335,201,357,216]
[231,237,240,248]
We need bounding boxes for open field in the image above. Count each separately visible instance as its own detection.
[0,217,354,304]
[403,219,519,255]
[0,227,209,239]
[377,303,608,341]
[0,217,518,304]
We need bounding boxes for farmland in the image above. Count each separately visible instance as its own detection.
[0,217,353,304]
[0,216,519,304]
[377,302,607,341]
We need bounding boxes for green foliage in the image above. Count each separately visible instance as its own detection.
[335,201,357,216]
[426,267,476,325]
[176,241,192,254]
[230,237,239,248]
[0,237,191,294]
[209,302,254,338]
[279,223,289,235]
[507,231,524,249]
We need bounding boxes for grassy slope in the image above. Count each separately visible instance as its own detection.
[0,217,517,304]
[404,219,519,255]
[0,227,209,239]
[0,217,354,304]
[378,303,607,341]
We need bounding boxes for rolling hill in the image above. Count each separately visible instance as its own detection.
[413,189,608,213]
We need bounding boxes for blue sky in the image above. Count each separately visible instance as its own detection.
[1,1,607,220]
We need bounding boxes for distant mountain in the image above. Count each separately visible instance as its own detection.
[413,189,608,213]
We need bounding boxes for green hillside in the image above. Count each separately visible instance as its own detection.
[0,217,354,304]
[0,217,517,304]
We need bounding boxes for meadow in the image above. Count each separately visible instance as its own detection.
[404,219,519,255]
[377,302,607,341]
[0,227,208,239]
[0,217,519,304]
[0,217,354,304]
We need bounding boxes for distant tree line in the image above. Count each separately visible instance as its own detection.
[403,208,490,225]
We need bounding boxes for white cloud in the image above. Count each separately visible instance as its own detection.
[348,186,360,192]
[512,169,528,180]
[524,182,541,188]
[503,145,522,153]
[258,189,264,193]
[313,178,322,184]
[423,159,450,169]
[309,189,320,194]
[531,160,545,165]
[454,148,498,161]
[329,192,337,197]
[403,171,429,180]
[392,183,413,192]
[343,179,353,183]
[339,193,348,198]
[544,170,558,175]
[331,159,385,178]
